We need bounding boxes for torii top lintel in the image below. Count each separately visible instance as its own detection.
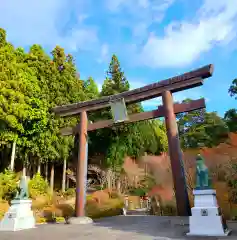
[52,64,214,117]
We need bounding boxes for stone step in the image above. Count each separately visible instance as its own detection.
[126,209,148,216]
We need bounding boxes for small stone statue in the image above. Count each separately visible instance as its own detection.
[195,154,212,190]
[14,176,29,200]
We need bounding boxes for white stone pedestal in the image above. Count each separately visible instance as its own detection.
[187,189,231,237]
[0,199,35,231]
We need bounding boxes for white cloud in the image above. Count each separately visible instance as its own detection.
[105,0,174,40]
[106,0,154,12]
[64,28,98,52]
[0,0,98,51]
[106,0,173,14]
[106,0,127,11]
[3,0,236,71]
[97,44,109,63]
[138,0,237,68]
[133,23,149,38]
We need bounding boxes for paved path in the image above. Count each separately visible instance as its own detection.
[1,216,237,240]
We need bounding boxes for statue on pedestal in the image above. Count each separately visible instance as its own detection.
[0,176,35,231]
[187,154,231,236]
[14,176,29,200]
[195,154,212,190]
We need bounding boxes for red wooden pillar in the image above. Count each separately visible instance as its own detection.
[162,91,191,216]
[75,111,88,217]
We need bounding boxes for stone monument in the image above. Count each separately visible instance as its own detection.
[187,154,231,236]
[0,176,35,231]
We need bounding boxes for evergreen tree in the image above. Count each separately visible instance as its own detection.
[0,28,6,48]
[89,54,167,169]
[224,109,237,133]
[229,78,237,99]
[177,99,229,149]
[0,32,48,169]
[101,54,129,96]
[83,77,99,100]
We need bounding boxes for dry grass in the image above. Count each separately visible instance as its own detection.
[0,190,124,223]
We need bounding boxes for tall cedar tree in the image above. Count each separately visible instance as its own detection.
[89,54,167,169]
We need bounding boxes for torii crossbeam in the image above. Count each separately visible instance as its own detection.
[52,64,214,217]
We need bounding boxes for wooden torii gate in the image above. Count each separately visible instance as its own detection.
[52,64,214,217]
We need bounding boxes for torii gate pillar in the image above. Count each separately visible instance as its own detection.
[162,91,191,216]
[75,111,88,217]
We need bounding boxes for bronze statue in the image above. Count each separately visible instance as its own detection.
[14,176,29,200]
[195,154,212,190]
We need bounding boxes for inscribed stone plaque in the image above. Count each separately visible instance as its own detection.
[201,209,208,216]
[7,212,16,219]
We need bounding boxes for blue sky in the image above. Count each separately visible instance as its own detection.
[0,0,236,116]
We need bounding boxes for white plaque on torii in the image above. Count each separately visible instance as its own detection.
[110,98,129,123]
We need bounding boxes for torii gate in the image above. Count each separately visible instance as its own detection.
[52,64,214,217]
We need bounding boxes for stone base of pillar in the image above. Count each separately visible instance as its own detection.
[187,189,231,237]
[67,216,93,225]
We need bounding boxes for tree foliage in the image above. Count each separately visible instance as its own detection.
[0,29,85,171]
[0,27,236,183]
[229,78,237,99]
[89,54,167,169]
[224,109,237,133]
[101,54,130,96]
[0,29,168,176]
[177,99,229,149]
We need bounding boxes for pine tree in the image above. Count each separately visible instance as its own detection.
[101,54,142,114]
[101,54,130,96]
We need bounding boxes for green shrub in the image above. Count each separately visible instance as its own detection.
[86,194,93,201]
[55,216,65,223]
[36,217,46,224]
[89,207,122,219]
[62,188,75,198]
[129,188,147,196]
[85,199,123,219]
[28,173,49,198]
[94,185,105,191]
[0,169,18,201]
